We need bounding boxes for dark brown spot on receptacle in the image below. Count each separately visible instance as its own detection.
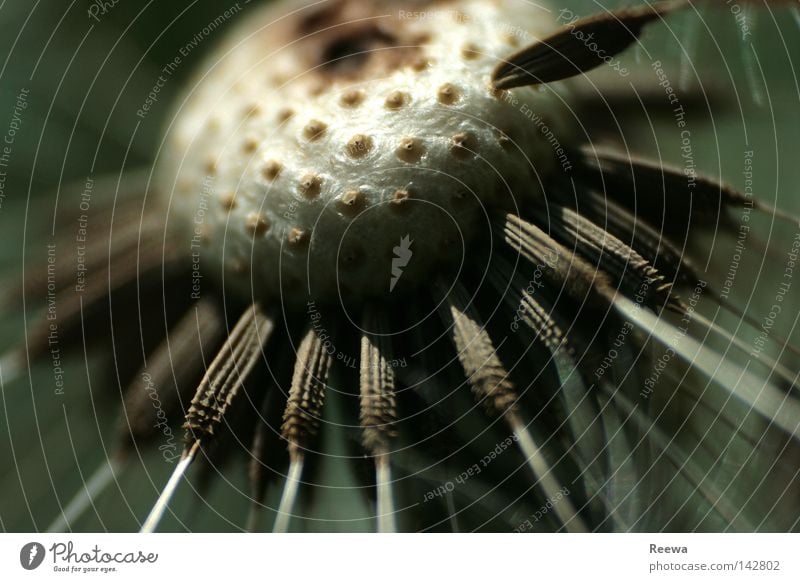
[384,90,409,110]
[298,173,322,199]
[243,137,259,154]
[219,191,237,211]
[229,257,248,274]
[245,212,270,237]
[451,132,477,158]
[243,103,262,118]
[502,32,520,47]
[337,190,366,216]
[489,84,509,100]
[437,83,460,105]
[411,32,432,45]
[340,88,366,107]
[287,227,310,247]
[390,189,412,209]
[461,43,481,60]
[411,56,430,71]
[396,137,425,164]
[303,119,328,141]
[497,130,513,149]
[308,79,327,97]
[277,108,295,123]
[262,160,283,181]
[347,134,373,158]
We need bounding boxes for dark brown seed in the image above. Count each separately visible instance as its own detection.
[184,304,274,443]
[281,326,331,457]
[436,280,517,417]
[359,308,397,455]
[492,1,685,89]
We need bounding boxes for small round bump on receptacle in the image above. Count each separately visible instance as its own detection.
[337,190,366,216]
[410,56,431,71]
[245,212,270,237]
[276,108,294,123]
[346,134,374,158]
[496,130,513,149]
[451,132,477,158]
[298,173,322,199]
[229,257,248,275]
[204,156,218,175]
[269,73,289,87]
[308,79,326,96]
[461,43,481,60]
[384,90,409,110]
[262,159,283,181]
[219,191,237,211]
[303,119,328,141]
[243,103,262,118]
[488,84,509,100]
[196,223,212,245]
[340,89,366,107]
[502,32,520,47]
[437,83,460,105]
[395,137,425,163]
[242,137,259,154]
[287,227,310,247]
[389,189,412,209]
[411,32,432,45]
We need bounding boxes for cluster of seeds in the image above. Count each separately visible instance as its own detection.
[160,0,574,300]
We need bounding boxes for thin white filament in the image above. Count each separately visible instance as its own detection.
[273,456,304,533]
[509,414,589,533]
[375,455,396,533]
[139,443,198,533]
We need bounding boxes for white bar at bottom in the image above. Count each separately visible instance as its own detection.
[0,533,795,581]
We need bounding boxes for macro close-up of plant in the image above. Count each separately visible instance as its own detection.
[0,0,799,534]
